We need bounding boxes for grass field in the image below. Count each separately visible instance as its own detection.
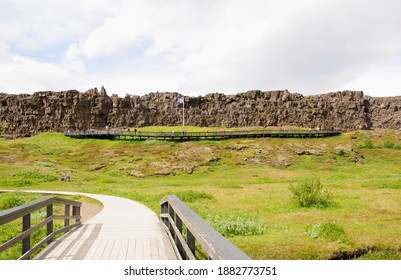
[1,127,401,259]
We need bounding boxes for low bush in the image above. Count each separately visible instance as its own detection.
[206,214,267,237]
[175,190,214,203]
[0,193,25,210]
[359,139,374,149]
[383,141,401,150]
[35,162,60,168]
[0,192,42,210]
[0,171,58,187]
[305,221,351,244]
[289,180,334,208]
[336,149,346,157]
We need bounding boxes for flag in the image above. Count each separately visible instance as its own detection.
[176,97,184,103]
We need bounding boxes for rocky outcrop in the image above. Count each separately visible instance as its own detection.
[1,87,400,137]
[367,96,401,129]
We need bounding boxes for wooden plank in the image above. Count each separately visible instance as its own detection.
[64,239,85,260]
[126,239,136,259]
[118,239,129,260]
[35,235,72,260]
[150,238,160,260]
[101,239,115,260]
[142,239,152,259]
[110,239,122,260]
[134,239,144,259]
[84,239,105,260]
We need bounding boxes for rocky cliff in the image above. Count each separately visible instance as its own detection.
[1,87,401,137]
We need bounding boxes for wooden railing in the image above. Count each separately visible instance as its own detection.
[65,128,341,141]
[160,195,251,260]
[0,196,81,260]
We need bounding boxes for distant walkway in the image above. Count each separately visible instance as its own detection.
[20,191,178,260]
[65,128,341,141]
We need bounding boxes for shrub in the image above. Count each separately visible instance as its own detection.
[383,141,395,149]
[289,180,334,208]
[0,192,42,210]
[336,149,346,157]
[175,190,214,203]
[305,221,351,244]
[0,193,25,210]
[35,162,60,168]
[383,141,401,150]
[206,214,267,237]
[0,171,58,188]
[360,139,374,149]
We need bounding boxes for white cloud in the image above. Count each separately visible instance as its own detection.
[1,0,401,96]
[0,0,121,51]
[0,43,81,93]
[340,56,401,97]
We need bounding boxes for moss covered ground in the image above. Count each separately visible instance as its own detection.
[1,127,401,259]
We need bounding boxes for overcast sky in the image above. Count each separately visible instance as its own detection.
[1,0,400,97]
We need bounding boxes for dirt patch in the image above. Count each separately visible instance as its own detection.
[329,246,401,260]
[79,200,103,222]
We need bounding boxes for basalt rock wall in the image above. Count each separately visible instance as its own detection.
[1,87,400,137]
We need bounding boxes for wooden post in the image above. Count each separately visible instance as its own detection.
[22,214,31,258]
[176,216,184,258]
[187,229,196,260]
[47,204,53,244]
[64,205,70,228]
[168,205,175,240]
[161,202,169,226]
[73,206,81,223]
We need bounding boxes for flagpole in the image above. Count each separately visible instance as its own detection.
[182,97,185,127]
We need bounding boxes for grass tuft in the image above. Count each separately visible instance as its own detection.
[305,221,351,244]
[206,214,267,237]
[0,171,58,187]
[174,190,214,203]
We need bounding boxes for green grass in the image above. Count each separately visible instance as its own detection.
[1,128,401,259]
[0,192,43,210]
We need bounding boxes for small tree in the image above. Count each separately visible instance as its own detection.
[289,180,333,208]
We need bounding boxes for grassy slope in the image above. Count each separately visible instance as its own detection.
[1,128,401,259]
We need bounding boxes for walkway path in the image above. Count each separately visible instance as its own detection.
[65,128,341,141]
[22,191,178,260]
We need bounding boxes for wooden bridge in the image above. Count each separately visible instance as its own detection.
[0,191,250,260]
[64,128,341,141]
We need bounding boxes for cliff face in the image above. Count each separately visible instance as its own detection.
[1,87,401,137]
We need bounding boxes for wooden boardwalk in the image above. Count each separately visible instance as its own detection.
[30,191,178,260]
[65,128,341,141]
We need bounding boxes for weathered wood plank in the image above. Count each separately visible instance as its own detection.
[84,239,105,260]
[118,239,129,260]
[134,239,144,259]
[142,239,152,259]
[110,239,122,260]
[100,239,115,260]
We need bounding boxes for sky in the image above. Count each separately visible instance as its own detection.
[0,0,401,97]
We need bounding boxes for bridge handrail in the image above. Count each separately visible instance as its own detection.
[160,195,251,260]
[0,195,82,260]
